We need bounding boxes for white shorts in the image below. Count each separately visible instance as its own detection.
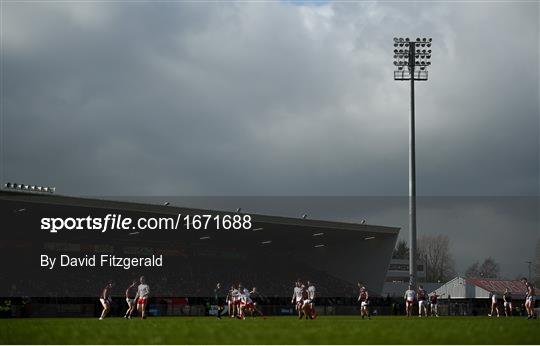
[303,299,312,306]
[526,296,535,302]
[126,298,135,305]
[361,301,369,307]
[418,300,427,306]
[504,301,512,307]
[100,298,111,306]
[430,303,437,309]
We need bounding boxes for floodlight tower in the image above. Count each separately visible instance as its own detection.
[392,37,432,288]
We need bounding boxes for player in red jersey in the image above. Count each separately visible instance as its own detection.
[298,283,311,319]
[357,282,370,319]
[99,281,113,320]
[124,280,137,319]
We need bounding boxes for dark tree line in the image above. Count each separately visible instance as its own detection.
[392,235,456,282]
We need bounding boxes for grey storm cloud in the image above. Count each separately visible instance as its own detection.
[1,2,539,277]
[3,1,538,196]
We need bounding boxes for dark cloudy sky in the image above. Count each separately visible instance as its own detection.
[1,1,539,277]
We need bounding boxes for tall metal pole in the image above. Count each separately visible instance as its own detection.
[393,38,432,289]
[408,41,417,288]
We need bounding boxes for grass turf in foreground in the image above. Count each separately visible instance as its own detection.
[0,316,539,344]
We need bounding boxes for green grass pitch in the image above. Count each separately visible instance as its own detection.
[0,316,539,344]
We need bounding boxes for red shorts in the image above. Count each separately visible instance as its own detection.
[406,300,414,307]
[138,297,148,305]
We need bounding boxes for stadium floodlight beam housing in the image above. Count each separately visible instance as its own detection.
[3,182,55,194]
[392,37,433,289]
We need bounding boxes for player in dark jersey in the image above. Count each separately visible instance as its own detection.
[124,280,137,319]
[521,277,537,319]
[503,288,513,317]
[429,293,439,317]
[214,283,225,319]
[357,282,370,319]
[299,284,310,319]
[247,287,266,318]
[417,285,428,317]
[99,281,113,320]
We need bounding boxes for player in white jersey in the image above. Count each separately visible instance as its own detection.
[237,287,248,319]
[230,286,241,318]
[134,276,150,319]
[99,281,113,320]
[124,280,137,319]
[417,285,428,317]
[303,281,316,319]
[226,286,236,318]
[488,291,500,317]
[404,286,416,317]
[238,287,263,318]
[235,285,245,318]
[291,281,304,318]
